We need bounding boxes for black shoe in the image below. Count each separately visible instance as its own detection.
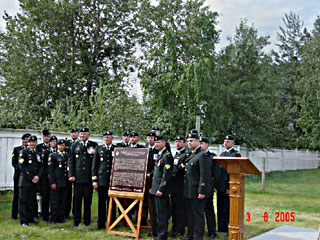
[208,233,217,239]
[84,223,90,226]
[181,238,190,240]
[225,233,229,239]
[51,222,56,225]
[97,226,105,230]
[73,224,79,228]
[29,220,39,225]
[147,232,154,237]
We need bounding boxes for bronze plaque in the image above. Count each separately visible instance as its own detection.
[109,148,149,193]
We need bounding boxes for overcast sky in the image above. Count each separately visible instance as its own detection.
[0,0,318,51]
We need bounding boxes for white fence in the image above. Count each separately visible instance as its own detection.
[1,128,319,190]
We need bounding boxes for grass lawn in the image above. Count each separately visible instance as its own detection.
[0,169,319,239]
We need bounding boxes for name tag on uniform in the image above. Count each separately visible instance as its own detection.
[59,164,62,168]
[76,154,79,158]
[100,157,103,161]
[154,154,158,160]
[174,158,179,165]
[112,151,114,156]
[37,155,41,162]
[87,147,95,154]
[28,160,32,164]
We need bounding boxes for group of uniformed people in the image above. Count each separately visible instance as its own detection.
[11,126,241,240]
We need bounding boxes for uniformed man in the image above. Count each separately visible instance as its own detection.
[65,128,79,218]
[92,131,116,230]
[217,135,241,234]
[36,128,51,218]
[151,126,171,153]
[48,139,68,224]
[39,135,58,221]
[200,137,221,239]
[116,130,130,147]
[129,131,145,148]
[150,135,173,240]
[68,127,98,227]
[182,133,211,240]
[18,135,42,226]
[169,135,189,238]
[11,133,31,220]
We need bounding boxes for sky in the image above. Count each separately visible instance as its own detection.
[0,0,318,51]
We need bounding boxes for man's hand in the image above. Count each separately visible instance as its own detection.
[32,176,39,183]
[93,182,98,189]
[69,177,75,182]
[198,193,205,199]
[156,191,163,197]
[50,184,56,190]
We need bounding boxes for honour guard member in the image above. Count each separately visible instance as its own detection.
[92,131,116,230]
[169,135,189,238]
[200,137,221,239]
[36,128,51,218]
[39,135,58,221]
[18,135,42,226]
[151,126,171,153]
[68,127,98,227]
[218,135,241,234]
[65,127,79,218]
[11,133,31,220]
[48,139,68,224]
[129,131,145,148]
[116,130,130,147]
[182,133,211,240]
[150,135,173,240]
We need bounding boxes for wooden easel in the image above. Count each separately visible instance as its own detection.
[107,190,144,239]
[214,157,261,240]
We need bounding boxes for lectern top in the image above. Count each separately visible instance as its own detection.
[213,157,261,175]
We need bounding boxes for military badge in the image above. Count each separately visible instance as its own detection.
[87,147,95,154]
[165,164,171,169]
[19,158,24,164]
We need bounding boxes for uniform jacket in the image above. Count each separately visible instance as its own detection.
[217,148,241,192]
[92,144,115,187]
[116,141,130,148]
[183,147,212,199]
[170,148,189,194]
[68,140,98,183]
[130,143,145,148]
[12,145,27,179]
[206,151,222,195]
[66,138,79,153]
[146,145,159,175]
[150,148,174,195]
[18,147,43,187]
[48,151,68,187]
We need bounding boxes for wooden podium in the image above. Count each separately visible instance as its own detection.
[214,157,261,240]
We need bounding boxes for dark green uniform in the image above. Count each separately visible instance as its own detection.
[68,140,98,226]
[18,147,43,225]
[150,148,173,240]
[170,148,189,237]
[92,144,116,229]
[183,147,211,240]
[116,141,130,147]
[11,145,27,219]
[217,148,241,232]
[48,150,68,223]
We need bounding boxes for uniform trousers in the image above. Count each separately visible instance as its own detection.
[19,186,37,225]
[155,195,170,240]
[64,181,73,218]
[39,175,50,221]
[205,194,216,235]
[73,183,93,226]
[217,191,229,232]
[97,186,116,229]
[186,198,206,240]
[151,194,158,237]
[170,192,186,235]
[50,187,67,223]
[11,172,20,219]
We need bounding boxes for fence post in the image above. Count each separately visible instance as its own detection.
[261,153,266,192]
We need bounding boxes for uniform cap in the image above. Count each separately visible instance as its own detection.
[189,129,199,134]
[21,133,31,139]
[42,128,51,136]
[79,127,90,132]
[28,135,38,142]
[186,133,199,139]
[130,131,139,137]
[70,128,79,133]
[147,132,156,137]
[58,139,66,145]
[154,134,166,141]
[49,136,58,142]
[225,135,235,141]
[103,131,113,136]
[200,137,209,143]
[122,130,130,136]
[151,126,161,131]
[174,135,185,141]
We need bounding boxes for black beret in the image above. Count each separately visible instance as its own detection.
[21,133,31,139]
[79,127,90,132]
[49,135,58,142]
[225,135,235,141]
[28,135,38,142]
[154,134,166,141]
[147,132,156,137]
[130,131,139,137]
[200,137,209,143]
[70,128,79,133]
[186,133,199,139]
[57,139,66,145]
[151,126,161,131]
[122,130,130,136]
[189,129,199,134]
[103,131,113,136]
[42,128,51,136]
[174,135,185,141]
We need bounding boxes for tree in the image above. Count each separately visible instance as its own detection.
[138,0,219,138]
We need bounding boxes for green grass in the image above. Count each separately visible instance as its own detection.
[0,169,319,239]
